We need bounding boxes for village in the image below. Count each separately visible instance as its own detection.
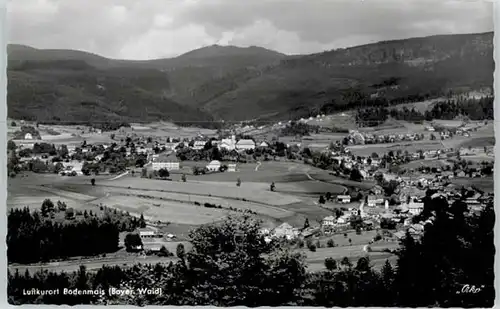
[7,113,494,271]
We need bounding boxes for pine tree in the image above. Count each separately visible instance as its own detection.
[303,218,310,229]
[139,214,146,228]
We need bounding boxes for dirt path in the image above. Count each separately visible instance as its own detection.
[255,161,262,171]
[108,171,129,181]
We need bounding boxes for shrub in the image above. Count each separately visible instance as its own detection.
[325,257,337,270]
[327,239,335,248]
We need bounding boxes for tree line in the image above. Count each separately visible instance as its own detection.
[280,121,320,136]
[7,196,495,307]
[6,201,147,263]
[355,96,493,126]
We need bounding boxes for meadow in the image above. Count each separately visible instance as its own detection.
[451,176,494,193]
[347,141,445,157]
[91,195,230,225]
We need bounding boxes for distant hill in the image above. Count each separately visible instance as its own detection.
[7,32,494,126]
[7,44,285,126]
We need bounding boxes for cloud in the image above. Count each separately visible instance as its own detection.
[7,0,493,60]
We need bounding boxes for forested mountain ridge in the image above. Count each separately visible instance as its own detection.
[7,32,493,125]
[193,32,493,121]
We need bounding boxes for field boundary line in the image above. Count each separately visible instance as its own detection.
[109,171,129,181]
[59,183,296,216]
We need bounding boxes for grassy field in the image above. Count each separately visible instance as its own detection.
[400,158,453,170]
[457,136,495,149]
[452,177,494,192]
[388,99,438,113]
[92,195,229,225]
[320,230,379,247]
[170,164,351,194]
[301,112,357,130]
[347,140,445,157]
[307,172,375,190]
[99,176,303,206]
[124,121,217,139]
[298,245,397,272]
[59,183,297,220]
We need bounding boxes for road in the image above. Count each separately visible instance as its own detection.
[255,161,262,171]
[9,255,178,274]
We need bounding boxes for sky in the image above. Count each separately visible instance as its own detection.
[6,0,494,60]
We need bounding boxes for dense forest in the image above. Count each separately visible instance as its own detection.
[280,122,320,136]
[8,197,495,307]
[356,96,493,126]
[6,203,145,263]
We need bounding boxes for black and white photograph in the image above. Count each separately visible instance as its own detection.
[5,0,495,306]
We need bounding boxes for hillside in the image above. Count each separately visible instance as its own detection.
[7,61,215,126]
[7,32,494,125]
[7,44,285,126]
[190,32,494,121]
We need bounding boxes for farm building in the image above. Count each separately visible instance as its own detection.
[24,133,33,140]
[406,201,424,215]
[236,139,256,150]
[138,229,157,238]
[164,142,179,150]
[337,195,351,204]
[219,136,236,151]
[193,141,207,150]
[259,141,270,148]
[61,161,83,176]
[367,196,384,207]
[227,164,237,172]
[272,223,299,240]
[17,141,35,149]
[336,216,348,224]
[206,160,221,172]
[322,216,336,226]
[152,152,180,171]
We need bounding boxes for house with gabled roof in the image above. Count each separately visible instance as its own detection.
[236,139,256,150]
[152,152,180,171]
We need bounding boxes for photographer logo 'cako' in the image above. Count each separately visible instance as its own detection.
[456,285,485,294]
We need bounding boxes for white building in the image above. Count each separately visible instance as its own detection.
[272,223,299,240]
[164,142,179,151]
[259,141,270,148]
[337,195,351,204]
[206,160,221,172]
[219,136,236,151]
[322,216,336,226]
[228,164,237,172]
[24,133,33,140]
[139,229,156,238]
[193,141,207,150]
[407,202,424,216]
[152,153,180,171]
[236,139,256,150]
[61,161,83,176]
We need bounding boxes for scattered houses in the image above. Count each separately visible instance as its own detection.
[152,152,180,171]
